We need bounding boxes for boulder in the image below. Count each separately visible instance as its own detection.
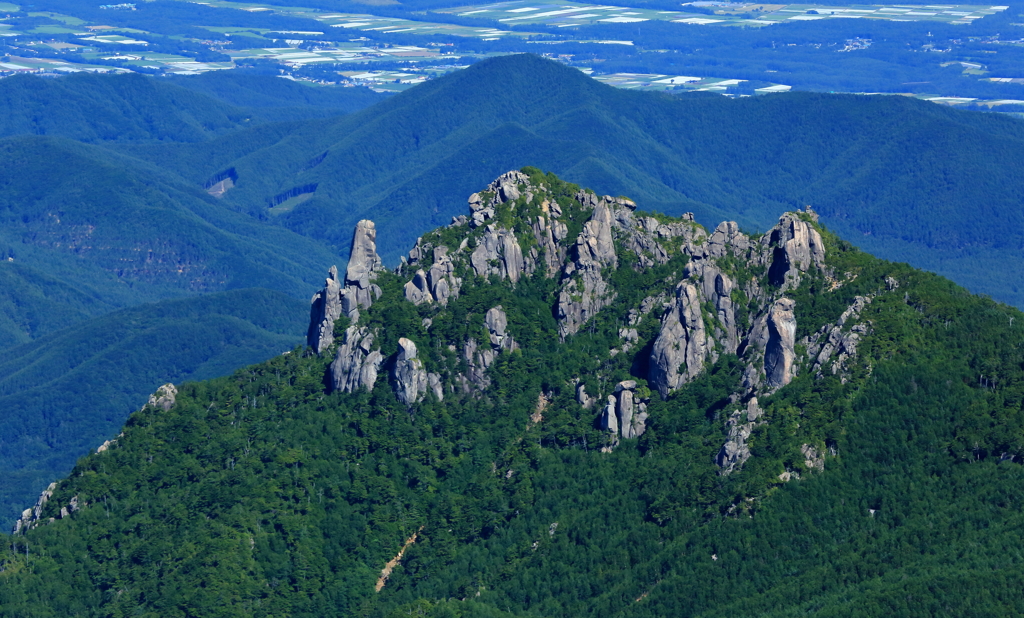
[391,338,429,405]
[147,383,177,411]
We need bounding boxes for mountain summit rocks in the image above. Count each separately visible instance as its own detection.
[307,221,385,354]
[306,169,872,474]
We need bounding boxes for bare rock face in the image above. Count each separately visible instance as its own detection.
[556,200,618,339]
[461,338,494,392]
[470,225,525,283]
[649,282,709,398]
[529,209,568,278]
[716,398,763,473]
[404,245,462,306]
[576,382,597,409]
[341,220,384,321]
[147,383,177,411]
[404,270,432,305]
[807,295,872,381]
[485,306,518,352]
[307,265,344,353]
[687,261,739,356]
[391,338,439,405]
[601,395,618,435]
[600,381,650,441]
[460,306,519,392]
[331,325,384,394]
[766,214,825,290]
[764,298,797,389]
[13,481,57,534]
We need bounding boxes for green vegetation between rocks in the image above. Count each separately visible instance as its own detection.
[2,171,1023,617]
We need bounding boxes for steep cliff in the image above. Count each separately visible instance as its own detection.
[303,168,870,476]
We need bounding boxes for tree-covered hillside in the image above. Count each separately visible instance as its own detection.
[0,288,307,529]
[3,169,1021,616]
[127,54,1024,308]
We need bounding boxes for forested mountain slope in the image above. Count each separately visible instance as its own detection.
[0,75,381,521]
[3,169,1022,616]
[0,72,251,143]
[0,72,386,141]
[139,54,1024,307]
[166,72,388,122]
[0,289,307,529]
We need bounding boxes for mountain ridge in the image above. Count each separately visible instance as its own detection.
[4,168,1022,616]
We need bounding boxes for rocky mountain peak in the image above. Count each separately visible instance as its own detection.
[306,169,862,475]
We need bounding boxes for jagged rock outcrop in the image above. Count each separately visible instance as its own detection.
[147,383,177,411]
[807,295,872,381]
[391,338,440,405]
[13,484,82,534]
[468,170,531,228]
[556,198,618,339]
[341,220,385,321]
[717,397,763,474]
[764,298,797,390]
[308,222,385,352]
[330,325,384,393]
[470,225,525,283]
[801,443,825,472]
[649,283,709,398]
[405,244,462,306]
[307,265,344,353]
[600,380,649,440]
[306,172,838,476]
[766,214,826,290]
[459,306,519,392]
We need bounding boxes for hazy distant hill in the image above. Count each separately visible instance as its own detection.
[166,72,388,122]
[0,72,251,143]
[136,54,1024,306]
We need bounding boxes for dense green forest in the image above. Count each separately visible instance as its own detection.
[127,55,1024,308]
[0,289,307,528]
[1,169,1022,616]
[5,58,1024,528]
[0,73,385,521]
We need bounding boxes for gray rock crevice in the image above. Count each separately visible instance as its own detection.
[556,199,618,339]
[764,298,798,390]
[331,325,384,394]
[649,282,709,398]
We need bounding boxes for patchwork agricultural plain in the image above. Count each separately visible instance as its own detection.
[0,0,1022,106]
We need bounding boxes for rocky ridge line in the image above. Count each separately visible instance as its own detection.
[306,170,873,476]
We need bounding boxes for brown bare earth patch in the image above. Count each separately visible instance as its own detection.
[376,526,424,592]
[531,392,548,425]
